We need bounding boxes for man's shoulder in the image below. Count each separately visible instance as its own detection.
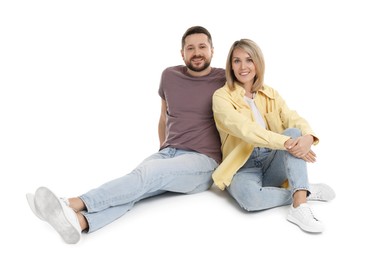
[211,67,225,74]
[210,67,226,79]
[162,65,185,74]
[163,66,225,76]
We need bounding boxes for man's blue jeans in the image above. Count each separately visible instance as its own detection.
[79,148,218,232]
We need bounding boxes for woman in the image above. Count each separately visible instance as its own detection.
[212,39,335,233]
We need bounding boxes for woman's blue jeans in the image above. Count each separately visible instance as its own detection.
[227,128,310,211]
[79,148,218,232]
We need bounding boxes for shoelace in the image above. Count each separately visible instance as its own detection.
[310,191,321,200]
[302,206,319,221]
[59,197,80,214]
[59,197,70,206]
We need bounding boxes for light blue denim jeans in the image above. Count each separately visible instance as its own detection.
[79,148,218,232]
[227,128,310,211]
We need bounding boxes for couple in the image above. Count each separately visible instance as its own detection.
[27,26,335,244]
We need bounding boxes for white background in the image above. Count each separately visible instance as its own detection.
[1,0,367,259]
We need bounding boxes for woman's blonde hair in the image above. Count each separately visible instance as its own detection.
[225,39,265,92]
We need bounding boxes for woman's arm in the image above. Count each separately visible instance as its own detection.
[212,89,289,150]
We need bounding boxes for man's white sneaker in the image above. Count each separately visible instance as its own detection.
[34,186,81,244]
[308,183,336,201]
[26,193,45,221]
[286,203,324,233]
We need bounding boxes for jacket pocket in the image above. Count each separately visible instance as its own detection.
[264,110,284,134]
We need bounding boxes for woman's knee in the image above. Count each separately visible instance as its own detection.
[283,128,302,139]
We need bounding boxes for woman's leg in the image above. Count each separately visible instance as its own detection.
[227,128,310,211]
[227,163,293,211]
[263,128,309,207]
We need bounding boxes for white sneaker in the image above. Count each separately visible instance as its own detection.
[34,186,81,244]
[26,193,45,221]
[308,183,336,201]
[286,203,324,233]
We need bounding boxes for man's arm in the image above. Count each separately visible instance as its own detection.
[158,98,167,147]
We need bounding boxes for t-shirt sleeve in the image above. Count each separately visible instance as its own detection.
[158,70,165,99]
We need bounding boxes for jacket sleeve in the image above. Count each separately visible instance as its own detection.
[274,90,319,144]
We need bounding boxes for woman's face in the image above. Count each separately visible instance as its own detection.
[231,47,256,87]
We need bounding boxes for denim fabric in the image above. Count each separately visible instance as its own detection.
[79,148,218,232]
[226,128,310,211]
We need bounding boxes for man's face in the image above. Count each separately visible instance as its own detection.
[181,33,213,73]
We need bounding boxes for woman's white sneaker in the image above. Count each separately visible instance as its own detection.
[34,186,82,244]
[286,203,324,233]
[308,183,336,201]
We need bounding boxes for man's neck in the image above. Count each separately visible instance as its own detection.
[186,67,212,77]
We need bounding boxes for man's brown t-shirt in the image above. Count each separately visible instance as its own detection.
[158,65,226,163]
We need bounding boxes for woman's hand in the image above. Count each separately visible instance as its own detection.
[302,150,316,163]
[284,135,316,162]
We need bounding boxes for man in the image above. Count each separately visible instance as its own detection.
[26,26,226,244]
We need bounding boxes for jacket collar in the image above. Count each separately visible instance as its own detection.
[229,82,275,100]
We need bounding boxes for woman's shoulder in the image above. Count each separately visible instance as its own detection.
[259,85,279,99]
[214,82,233,95]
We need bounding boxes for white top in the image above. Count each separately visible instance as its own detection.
[244,94,266,129]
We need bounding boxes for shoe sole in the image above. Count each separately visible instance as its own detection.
[34,187,81,244]
[26,193,45,221]
[286,215,324,233]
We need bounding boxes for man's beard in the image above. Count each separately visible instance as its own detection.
[185,57,211,72]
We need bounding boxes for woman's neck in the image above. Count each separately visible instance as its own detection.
[242,83,254,98]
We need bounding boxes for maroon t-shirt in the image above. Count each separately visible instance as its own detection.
[158,65,226,163]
